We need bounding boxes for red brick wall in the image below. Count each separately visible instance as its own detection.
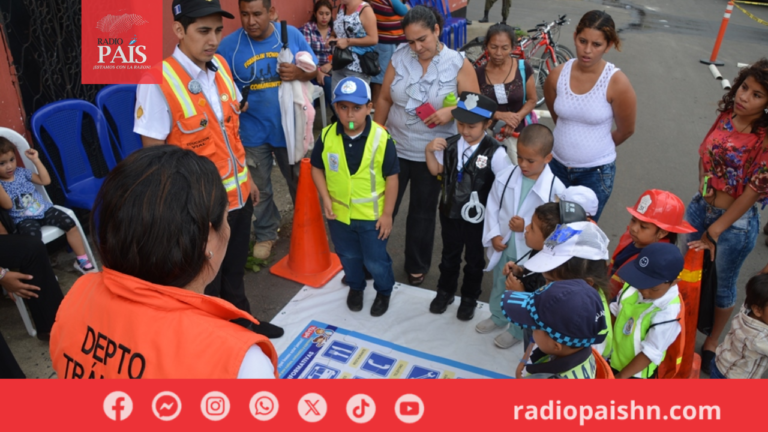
[0,23,30,143]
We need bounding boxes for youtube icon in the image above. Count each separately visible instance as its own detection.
[395,395,424,423]
[400,402,419,415]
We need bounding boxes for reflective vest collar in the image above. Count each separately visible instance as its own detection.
[100,268,259,325]
[170,47,237,102]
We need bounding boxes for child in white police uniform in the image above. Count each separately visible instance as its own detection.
[501,279,609,379]
[610,243,683,379]
[425,92,512,321]
[477,124,564,349]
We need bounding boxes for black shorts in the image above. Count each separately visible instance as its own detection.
[16,207,75,240]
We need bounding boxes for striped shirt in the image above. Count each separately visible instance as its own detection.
[370,0,407,44]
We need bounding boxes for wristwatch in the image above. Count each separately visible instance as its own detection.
[0,267,7,281]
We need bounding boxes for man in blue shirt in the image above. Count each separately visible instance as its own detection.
[218,0,318,259]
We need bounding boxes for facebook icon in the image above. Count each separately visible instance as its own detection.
[103,391,134,421]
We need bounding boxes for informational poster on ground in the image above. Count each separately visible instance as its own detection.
[278,320,511,379]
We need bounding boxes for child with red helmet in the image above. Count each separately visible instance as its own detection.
[608,190,696,298]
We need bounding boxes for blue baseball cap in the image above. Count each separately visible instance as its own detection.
[333,77,371,105]
[501,280,608,348]
[617,242,684,290]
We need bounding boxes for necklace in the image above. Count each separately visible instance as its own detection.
[485,57,514,86]
[732,114,753,134]
[231,24,281,84]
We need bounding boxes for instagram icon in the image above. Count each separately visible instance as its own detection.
[200,391,230,421]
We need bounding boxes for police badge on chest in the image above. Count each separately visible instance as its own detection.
[475,155,488,169]
[329,153,340,172]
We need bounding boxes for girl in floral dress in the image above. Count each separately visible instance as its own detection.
[687,58,768,374]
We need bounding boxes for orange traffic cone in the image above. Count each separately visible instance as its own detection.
[271,158,342,287]
[677,248,704,378]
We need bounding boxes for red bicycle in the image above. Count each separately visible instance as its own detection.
[460,15,573,106]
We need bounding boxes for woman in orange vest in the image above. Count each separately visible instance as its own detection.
[49,146,278,378]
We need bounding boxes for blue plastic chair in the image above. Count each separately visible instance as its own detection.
[429,0,466,49]
[96,84,143,160]
[30,99,117,211]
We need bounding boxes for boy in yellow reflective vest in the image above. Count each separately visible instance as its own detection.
[610,243,684,378]
[310,77,399,316]
[501,279,609,379]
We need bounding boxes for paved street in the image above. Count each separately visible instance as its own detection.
[2,0,767,378]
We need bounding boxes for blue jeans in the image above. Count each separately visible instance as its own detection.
[371,43,396,85]
[328,219,395,296]
[685,193,759,308]
[245,145,300,242]
[709,358,727,378]
[548,158,615,221]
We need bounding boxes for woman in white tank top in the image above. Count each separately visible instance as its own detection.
[543,10,637,221]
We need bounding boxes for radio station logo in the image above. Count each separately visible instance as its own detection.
[82,2,162,84]
[95,14,149,69]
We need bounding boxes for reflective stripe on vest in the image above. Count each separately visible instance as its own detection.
[612,286,681,378]
[592,289,614,358]
[223,165,249,193]
[211,56,237,102]
[162,61,197,118]
[322,123,388,224]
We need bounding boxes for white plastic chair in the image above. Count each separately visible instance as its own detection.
[0,127,99,337]
[313,85,328,129]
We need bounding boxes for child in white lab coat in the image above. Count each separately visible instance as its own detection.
[477,124,565,349]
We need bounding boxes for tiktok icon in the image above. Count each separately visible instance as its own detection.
[346,394,376,424]
[103,391,133,421]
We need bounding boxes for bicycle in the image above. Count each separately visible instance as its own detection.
[460,15,573,106]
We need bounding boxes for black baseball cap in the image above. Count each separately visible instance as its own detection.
[452,92,497,124]
[617,242,684,290]
[172,0,235,20]
[501,280,608,348]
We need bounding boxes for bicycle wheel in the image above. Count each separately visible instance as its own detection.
[534,63,549,107]
[555,45,575,61]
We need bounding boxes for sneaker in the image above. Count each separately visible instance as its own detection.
[475,317,506,334]
[247,320,284,339]
[370,293,390,317]
[429,290,455,314]
[347,289,364,312]
[494,331,520,349]
[74,258,96,275]
[457,297,477,321]
[253,240,275,260]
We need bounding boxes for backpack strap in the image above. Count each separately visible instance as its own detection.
[519,60,533,125]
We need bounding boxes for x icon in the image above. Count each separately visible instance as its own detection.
[304,399,320,416]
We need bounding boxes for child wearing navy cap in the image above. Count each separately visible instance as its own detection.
[424,92,512,321]
[310,77,399,317]
[501,279,609,378]
[610,242,684,379]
